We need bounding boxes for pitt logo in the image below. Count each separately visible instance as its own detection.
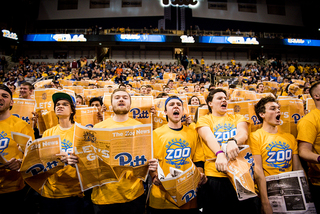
[292,113,301,124]
[165,138,191,169]
[12,114,30,124]
[130,108,149,119]
[251,115,262,126]
[182,190,196,203]
[26,161,59,176]
[115,152,147,167]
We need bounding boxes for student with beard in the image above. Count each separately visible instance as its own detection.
[0,84,34,214]
[67,89,158,214]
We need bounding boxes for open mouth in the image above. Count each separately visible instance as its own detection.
[173,110,180,116]
[276,115,281,120]
[221,103,227,108]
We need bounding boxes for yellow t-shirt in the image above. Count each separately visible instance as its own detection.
[149,125,204,210]
[41,125,83,198]
[92,117,144,205]
[249,128,298,177]
[0,115,34,194]
[196,113,247,177]
[297,108,320,185]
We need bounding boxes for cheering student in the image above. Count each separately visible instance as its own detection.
[39,91,84,214]
[196,88,259,214]
[297,81,320,213]
[0,84,35,214]
[19,82,34,99]
[249,96,303,214]
[67,89,157,214]
[148,96,206,214]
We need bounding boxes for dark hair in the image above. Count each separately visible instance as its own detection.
[8,83,16,90]
[156,92,169,98]
[118,84,126,89]
[206,89,227,113]
[76,95,84,105]
[89,97,103,106]
[256,83,264,89]
[188,95,200,105]
[254,96,277,123]
[310,81,320,99]
[21,82,34,90]
[54,98,76,124]
[0,84,13,110]
[229,84,236,89]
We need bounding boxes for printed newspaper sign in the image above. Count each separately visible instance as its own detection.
[75,107,100,128]
[208,145,256,201]
[225,145,256,201]
[278,98,304,138]
[73,123,152,191]
[103,95,153,124]
[266,170,316,213]
[163,72,176,81]
[11,98,36,125]
[157,163,201,207]
[11,132,33,152]
[153,98,167,129]
[19,136,64,194]
[306,98,315,113]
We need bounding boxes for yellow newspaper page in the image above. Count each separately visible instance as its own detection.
[208,145,256,201]
[225,145,257,201]
[20,136,64,194]
[158,163,201,207]
[11,98,36,125]
[153,98,167,129]
[278,98,304,137]
[103,95,153,124]
[73,123,152,191]
[11,132,33,152]
[75,107,100,128]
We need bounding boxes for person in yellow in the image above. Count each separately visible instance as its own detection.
[148,96,206,214]
[297,81,320,213]
[0,84,35,214]
[67,89,157,214]
[39,91,84,214]
[249,96,303,214]
[196,88,259,213]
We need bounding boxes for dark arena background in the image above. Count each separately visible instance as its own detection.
[1,0,319,68]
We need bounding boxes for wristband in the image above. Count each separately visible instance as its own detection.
[318,156,320,163]
[228,137,237,144]
[215,150,224,156]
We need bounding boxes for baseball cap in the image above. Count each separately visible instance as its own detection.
[0,84,13,99]
[52,92,76,106]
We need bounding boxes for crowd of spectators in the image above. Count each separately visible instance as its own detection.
[1,56,319,91]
